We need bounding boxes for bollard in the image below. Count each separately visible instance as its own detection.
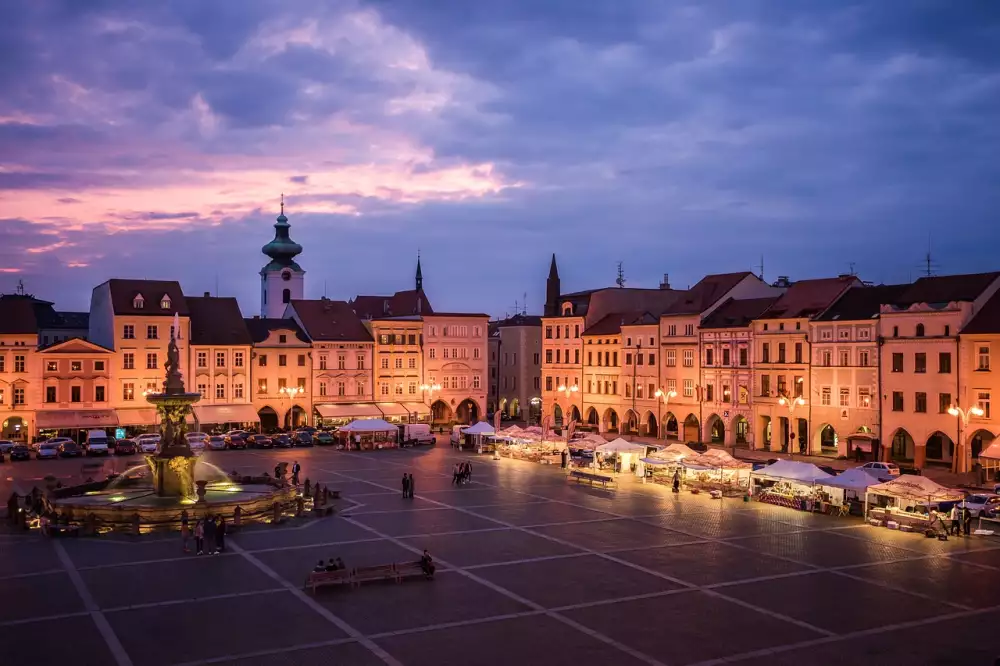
[303,479,312,498]
[132,513,141,536]
[233,505,242,530]
[272,502,280,525]
[296,496,304,517]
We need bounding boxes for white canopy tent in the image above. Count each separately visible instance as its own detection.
[864,474,965,522]
[339,418,397,432]
[819,467,881,492]
[463,422,496,435]
[596,438,647,454]
[980,440,1000,477]
[750,459,833,496]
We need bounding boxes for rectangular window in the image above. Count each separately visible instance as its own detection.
[625,383,632,398]
[892,391,904,412]
[858,387,871,408]
[429,348,436,360]
[938,393,951,414]
[395,357,403,369]
[68,386,80,403]
[682,350,694,367]
[939,352,951,374]
[380,383,389,396]
[683,379,694,398]
[705,348,714,366]
[234,352,244,368]
[95,386,106,402]
[123,382,135,401]
[666,350,676,367]
[278,378,286,390]
[146,325,158,340]
[120,352,134,370]
[473,375,481,389]
[739,347,748,366]
[761,375,770,396]
[14,355,25,372]
[233,383,243,399]
[395,383,404,396]
[298,354,306,367]
[667,325,677,336]
[914,353,926,374]
[408,357,416,369]
[46,386,56,403]
[357,354,365,370]
[216,351,226,367]
[704,384,713,402]
[820,350,831,367]
[123,324,135,339]
[533,353,540,365]
[666,379,677,394]
[794,376,804,397]
[794,343,802,364]
[259,354,267,367]
[891,353,903,373]
[761,343,770,363]
[319,382,327,397]
[258,379,267,394]
[625,353,633,366]
[545,376,553,391]
[915,392,927,413]
[70,360,82,372]
[278,354,287,367]
[197,351,207,368]
[777,375,787,396]
[12,387,24,405]
[216,384,225,399]
[839,350,850,367]
[722,348,730,366]
[613,352,618,366]
[977,391,992,419]
[443,348,450,359]
[821,387,831,406]
[146,353,157,370]
[545,326,552,339]
[859,350,870,366]
[545,350,553,364]
[356,382,365,396]
[0,356,5,372]
[684,324,694,336]
[555,349,561,364]
[575,350,580,364]
[839,387,850,407]
[978,345,991,371]
[778,343,786,363]
[297,377,306,390]
[197,383,207,396]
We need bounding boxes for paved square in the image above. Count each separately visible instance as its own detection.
[3,444,999,666]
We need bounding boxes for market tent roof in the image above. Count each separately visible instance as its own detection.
[462,421,495,435]
[192,404,259,424]
[315,403,383,419]
[376,403,409,417]
[866,475,964,503]
[596,438,647,454]
[647,443,698,461]
[980,441,1000,461]
[338,418,398,432]
[753,459,833,483]
[683,449,752,469]
[817,467,881,491]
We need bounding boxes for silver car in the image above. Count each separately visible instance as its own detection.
[0,440,14,455]
[36,442,61,460]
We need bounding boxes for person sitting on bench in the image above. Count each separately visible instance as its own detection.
[420,549,436,576]
[314,560,327,572]
[325,558,340,571]
[335,557,345,570]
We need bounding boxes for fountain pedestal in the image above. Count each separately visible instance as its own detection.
[145,392,202,499]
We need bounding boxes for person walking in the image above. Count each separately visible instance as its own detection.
[963,506,973,537]
[181,513,191,553]
[194,519,205,555]
[204,514,217,554]
[291,461,301,485]
[672,469,681,493]
[407,473,415,498]
[949,504,961,536]
[465,462,473,484]
[216,516,227,553]
[452,463,461,485]
[401,473,410,499]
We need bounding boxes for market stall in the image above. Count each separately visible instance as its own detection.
[814,467,882,515]
[462,421,496,452]
[980,440,1000,482]
[595,438,648,476]
[337,418,399,450]
[864,475,965,533]
[680,449,753,496]
[495,425,566,464]
[641,443,698,485]
[749,460,834,510]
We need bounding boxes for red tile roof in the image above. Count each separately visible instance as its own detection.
[701,297,781,329]
[101,279,188,316]
[290,299,373,342]
[894,272,1000,306]
[187,297,252,346]
[664,272,754,315]
[962,288,1000,334]
[758,276,859,319]
[243,318,310,344]
[351,289,433,319]
[583,311,657,336]
[0,296,39,334]
[814,285,909,322]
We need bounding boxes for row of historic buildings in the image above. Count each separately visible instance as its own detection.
[0,206,487,442]
[540,255,1000,471]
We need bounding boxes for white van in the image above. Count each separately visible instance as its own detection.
[400,424,435,447]
[450,425,466,447]
[84,430,110,456]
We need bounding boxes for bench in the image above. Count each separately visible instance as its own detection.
[304,568,352,593]
[351,564,398,586]
[396,560,433,580]
[568,470,614,488]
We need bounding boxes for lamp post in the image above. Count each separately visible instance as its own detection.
[419,383,440,425]
[948,404,984,474]
[279,385,304,429]
[777,393,806,454]
[556,383,578,428]
[654,388,677,439]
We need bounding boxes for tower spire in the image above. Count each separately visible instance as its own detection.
[545,253,561,317]
[415,250,423,291]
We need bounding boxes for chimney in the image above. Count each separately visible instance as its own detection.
[204,291,210,297]
[383,299,389,315]
[659,273,671,290]
[416,297,422,314]
[772,276,792,288]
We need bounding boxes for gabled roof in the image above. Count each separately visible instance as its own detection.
[814,284,909,322]
[291,299,373,342]
[0,295,39,334]
[495,314,542,328]
[187,297,252,346]
[583,311,655,336]
[50,311,89,330]
[351,289,433,319]
[963,288,1000,334]
[663,272,753,316]
[243,317,310,344]
[101,279,188,316]
[701,297,781,329]
[758,276,859,320]
[38,337,114,353]
[893,272,1000,307]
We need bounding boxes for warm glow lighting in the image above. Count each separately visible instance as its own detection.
[109,495,126,503]
[778,397,786,405]
[948,407,959,416]
[557,385,567,392]
[796,397,805,406]
[971,406,985,417]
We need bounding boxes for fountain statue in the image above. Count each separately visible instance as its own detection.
[143,313,201,499]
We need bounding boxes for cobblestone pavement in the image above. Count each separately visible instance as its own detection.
[2,445,1000,666]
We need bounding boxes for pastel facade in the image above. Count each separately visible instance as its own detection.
[244,318,313,430]
[960,290,1000,464]
[370,317,425,422]
[494,315,542,422]
[423,314,489,424]
[0,296,41,441]
[36,339,115,436]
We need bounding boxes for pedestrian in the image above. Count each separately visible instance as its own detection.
[402,473,409,499]
[180,513,191,553]
[291,461,301,485]
[204,514,217,554]
[465,462,473,484]
[672,469,681,493]
[407,473,415,498]
[949,504,961,536]
[6,492,18,526]
[419,549,436,577]
[194,519,205,555]
[216,515,227,552]
[963,506,972,537]
[452,463,460,485]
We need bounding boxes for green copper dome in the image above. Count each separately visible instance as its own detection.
[261,203,302,268]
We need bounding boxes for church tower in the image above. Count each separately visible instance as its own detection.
[544,253,560,316]
[260,196,304,318]
[415,253,424,291]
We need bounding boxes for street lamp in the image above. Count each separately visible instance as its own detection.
[279,385,304,429]
[556,384,578,427]
[419,383,441,424]
[777,394,806,453]
[654,388,677,439]
[948,404,985,474]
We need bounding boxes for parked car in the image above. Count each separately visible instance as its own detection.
[861,462,901,477]
[0,440,14,455]
[246,434,272,449]
[37,437,72,452]
[293,431,314,447]
[314,431,335,446]
[958,494,1000,518]
[227,433,247,449]
[136,434,161,453]
[84,430,111,456]
[224,430,247,445]
[186,432,209,445]
[114,438,138,455]
[399,424,435,447]
[206,435,228,451]
[59,441,83,458]
[272,434,292,448]
[37,442,61,460]
[10,445,31,461]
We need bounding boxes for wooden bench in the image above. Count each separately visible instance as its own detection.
[568,470,614,488]
[396,560,433,580]
[304,568,352,593]
[351,564,398,586]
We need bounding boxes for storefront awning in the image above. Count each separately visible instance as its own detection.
[377,403,409,417]
[402,402,429,416]
[193,404,260,424]
[315,403,383,419]
[115,408,159,426]
[36,409,119,429]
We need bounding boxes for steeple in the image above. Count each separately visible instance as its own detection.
[261,194,303,271]
[545,253,561,317]
[415,251,423,291]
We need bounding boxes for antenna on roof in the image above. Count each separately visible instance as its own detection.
[616,262,626,288]
[523,292,528,315]
[214,273,219,297]
[15,279,25,296]
[848,262,856,276]
[918,233,939,277]
[755,255,765,282]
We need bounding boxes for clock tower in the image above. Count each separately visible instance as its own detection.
[260,196,304,318]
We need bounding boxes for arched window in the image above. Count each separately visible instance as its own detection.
[915,323,924,337]
[282,288,291,304]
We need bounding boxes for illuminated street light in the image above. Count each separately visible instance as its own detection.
[948,404,985,474]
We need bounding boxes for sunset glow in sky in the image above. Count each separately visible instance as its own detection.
[2,1,999,315]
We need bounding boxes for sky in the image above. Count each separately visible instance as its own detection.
[2,0,1000,318]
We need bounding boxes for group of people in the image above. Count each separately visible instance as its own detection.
[181,513,227,555]
[401,473,416,498]
[452,462,473,485]
[947,504,975,537]
[314,557,346,572]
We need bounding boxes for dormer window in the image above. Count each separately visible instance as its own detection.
[133,294,145,309]
[561,303,574,316]
[160,294,171,309]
